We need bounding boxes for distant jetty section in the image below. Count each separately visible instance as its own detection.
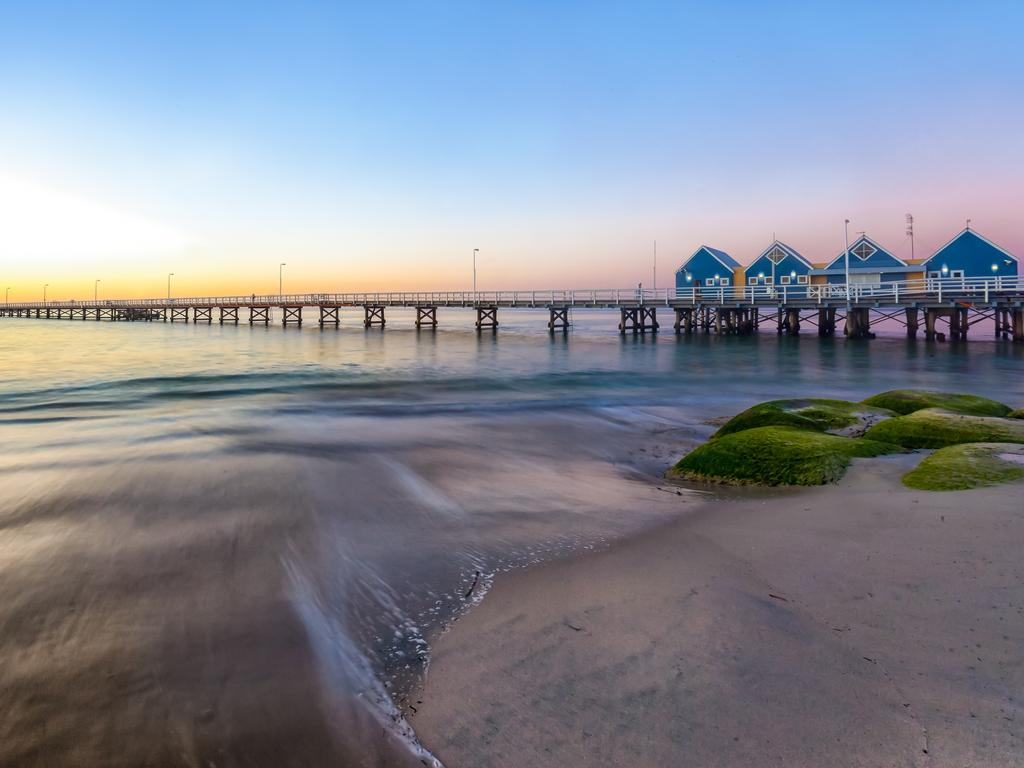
[3,277,1023,342]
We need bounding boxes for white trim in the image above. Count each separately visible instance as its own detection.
[825,234,906,269]
[797,274,809,285]
[684,245,739,275]
[751,239,813,271]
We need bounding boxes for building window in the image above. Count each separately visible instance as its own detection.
[853,242,876,260]
[765,276,773,284]
[748,277,757,285]
[780,275,791,285]
[705,278,715,287]
[767,246,787,265]
[718,278,729,286]
[797,275,809,284]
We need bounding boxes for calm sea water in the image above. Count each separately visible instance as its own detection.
[2,309,1022,767]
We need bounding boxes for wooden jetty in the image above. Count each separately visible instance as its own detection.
[2,278,1023,342]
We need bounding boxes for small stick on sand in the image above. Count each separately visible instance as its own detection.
[464,571,481,599]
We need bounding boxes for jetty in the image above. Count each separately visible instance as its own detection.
[2,277,1023,341]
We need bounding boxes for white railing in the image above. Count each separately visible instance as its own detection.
[3,276,1021,310]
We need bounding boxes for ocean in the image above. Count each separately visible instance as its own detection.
[2,308,1022,767]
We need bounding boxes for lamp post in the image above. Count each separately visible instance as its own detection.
[473,249,479,294]
[167,273,174,300]
[279,263,286,296]
[5,287,9,306]
[44,283,49,303]
[94,279,101,301]
[843,219,852,306]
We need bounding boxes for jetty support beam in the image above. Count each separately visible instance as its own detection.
[1013,309,1024,342]
[282,306,303,326]
[949,307,968,341]
[818,307,837,337]
[674,307,695,335]
[784,308,801,336]
[845,307,874,339]
[319,305,340,327]
[219,306,239,324]
[905,308,919,339]
[476,305,498,332]
[548,306,570,333]
[170,307,189,323]
[364,305,385,328]
[415,306,437,329]
[193,307,212,323]
[249,306,270,324]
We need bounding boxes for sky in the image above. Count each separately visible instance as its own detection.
[1,1,1022,299]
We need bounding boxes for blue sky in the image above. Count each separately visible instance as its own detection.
[1,1,1021,296]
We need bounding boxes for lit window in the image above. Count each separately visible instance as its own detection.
[797,275,809,284]
[718,278,729,286]
[853,242,876,260]
[780,275,791,285]
[748,277,757,285]
[705,278,715,286]
[765,276,774,284]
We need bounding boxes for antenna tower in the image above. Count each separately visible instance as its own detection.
[905,213,914,260]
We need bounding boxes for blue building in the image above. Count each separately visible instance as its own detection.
[745,240,813,289]
[676,246,740,291]
[920,227,1018,279]
[809,235,917,285]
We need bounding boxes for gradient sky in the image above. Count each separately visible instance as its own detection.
[1,1,1022,299]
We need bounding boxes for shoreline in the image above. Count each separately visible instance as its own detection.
[411,455,1024,767]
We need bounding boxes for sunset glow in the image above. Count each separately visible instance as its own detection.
[1,2,1022,299]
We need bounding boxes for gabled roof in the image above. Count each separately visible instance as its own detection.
[922,228,1018,265]
[677,245,740,274]
[750,240,813,269]
[825,234,906,269]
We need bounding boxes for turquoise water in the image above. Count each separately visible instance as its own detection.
[2,311,1022,766]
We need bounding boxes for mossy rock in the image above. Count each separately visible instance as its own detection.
[861,389,1011,417]
[1009,408,1024,420]
[903,443,1024,491]
[668,426,901,486]
[714,398,894,438]
[864,408,1024,449]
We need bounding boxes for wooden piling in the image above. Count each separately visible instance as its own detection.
[415,306,438,329]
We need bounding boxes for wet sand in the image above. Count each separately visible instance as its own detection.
[413,455,1024,767]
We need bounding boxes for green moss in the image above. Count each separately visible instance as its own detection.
[714,398,894,438]
[668,426,901,486]
[902,443,1024,491]
[861,389,1011,417]
[864,408,1024,449]
[1009,408,1024,420]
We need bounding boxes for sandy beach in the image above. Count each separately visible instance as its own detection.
[413,454,1024,767]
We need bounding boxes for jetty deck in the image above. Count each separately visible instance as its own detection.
[3,277,1023,341]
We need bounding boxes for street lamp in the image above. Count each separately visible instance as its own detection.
[472,249,479,293]
[94,279,101,301]
[279,263,286,295]
[843,219,852,306]
[5,287,9,306]
[44,283,49,303]
[167,273,174,300]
